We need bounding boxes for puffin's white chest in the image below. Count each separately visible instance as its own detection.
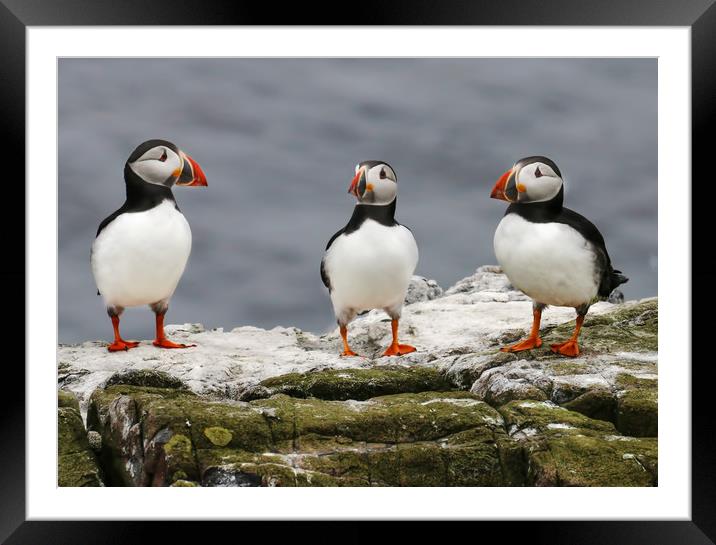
[324,219,418,313]
[91,199,192,308]
[493,213,598,307]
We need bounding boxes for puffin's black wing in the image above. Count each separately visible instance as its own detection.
[96,205,129,238]
[93,206,131,296]
[397,222,413,234]
[320,259,330,290]
[320,227,345,291]
[558,207,628,298]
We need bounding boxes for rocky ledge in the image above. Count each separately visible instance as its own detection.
[58,266,657,487]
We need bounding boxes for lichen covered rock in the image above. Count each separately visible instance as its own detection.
[60,267,658,487]
[439,299,658,436]
[615,374,658,437]
[241,366,453,401]
[57,268,654,418]
[58,390,103,487]
[106,369,189,390]
[498,400,657,486]
[86,384,655,487]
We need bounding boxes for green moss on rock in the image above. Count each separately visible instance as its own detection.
[495,436,527,486]
[105,369,188,390]
[58,406,90,456]
[83,383,656,487]
[498,399,656,486]
[547,361,592,376]
[58,391,103,486]
[499,400,615,435]
[58,450,104,487]
[445,443,503,486]
[243,366,453,401]
[529,434,657,486]
[563,389,617,424]
[58,389,80,412]
[171,479,200,487]
[186,399,275,452]
[617,389,657,437]
[204,426,233,447]
[481,300,657,363]
[163,433,198,484]
[542,299,657,354]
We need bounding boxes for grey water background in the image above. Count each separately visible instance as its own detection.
[59,58,657,343]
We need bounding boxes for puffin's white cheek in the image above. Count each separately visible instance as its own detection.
[130,161,172,185]
[527,178,561,203]
[374,181,397,204]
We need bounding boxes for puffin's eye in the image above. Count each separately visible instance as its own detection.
[159,150,168,162]
[380,168,387,179]
[534,166,543,178]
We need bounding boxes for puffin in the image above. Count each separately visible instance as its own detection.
[490,155,627,357]
[321,161,419,357]
[91,139,207,352]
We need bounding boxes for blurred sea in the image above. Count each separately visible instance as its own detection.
[59,58,657,342]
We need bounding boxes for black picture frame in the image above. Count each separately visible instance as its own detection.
[3,0,713,543]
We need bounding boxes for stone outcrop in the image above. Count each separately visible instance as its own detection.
[58,267,658,487]
[86,381,655,487]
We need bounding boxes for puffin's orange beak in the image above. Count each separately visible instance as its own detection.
[490,168,515,202]
[176,152,208,187]
[348,168,365,199]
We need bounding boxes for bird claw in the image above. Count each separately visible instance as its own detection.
[550,340,580,357]
[153,339,197,349]
[107,340,140,352]
[500,337,542,352]
[382,343,416,357]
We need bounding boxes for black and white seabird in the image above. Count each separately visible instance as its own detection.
[490,156,627,357]
[321,161,419,357]
[91,139,208,352]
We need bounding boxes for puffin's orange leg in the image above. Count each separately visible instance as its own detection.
[107,315,140,352]
[501,307,543,352]
[550,315,584,357]
[340,325,360,357]
[152,313,196,349]
[383,319,416,357]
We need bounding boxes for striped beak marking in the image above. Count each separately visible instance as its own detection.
[490,167,518,202]
[349,168,367,199]
[175,151,208,187]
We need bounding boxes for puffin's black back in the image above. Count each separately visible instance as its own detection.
[506,187,628,298]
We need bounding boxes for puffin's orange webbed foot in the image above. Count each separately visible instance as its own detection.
[107,340,140,352]
[382,343,416,357]
[153,339,196,349]
[338,325,361,357]
[500,307,544,353]
[152,313,196,349]
[500,337,542,352]
[550,340,580,357]
[107,315,139,351]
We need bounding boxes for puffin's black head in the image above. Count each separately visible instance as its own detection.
[490,156,563,204]
[126,139,207,188]
[348,160,398,205]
